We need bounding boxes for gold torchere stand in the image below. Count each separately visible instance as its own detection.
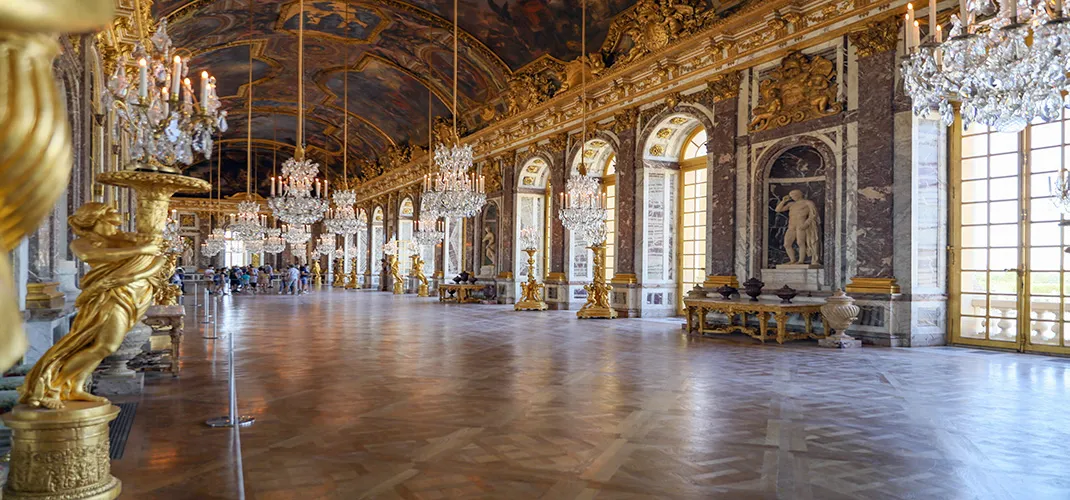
[389,255,403,294]
[515,248,547,311]
[577,243,617,319]
[332,257,346,287]
[346,257,359,289]
[4,170,207,500]
[411,254,428,297]
[312,260,322,287]
[0,0,115,373]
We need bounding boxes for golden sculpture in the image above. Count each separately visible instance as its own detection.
[346,257,359,289]
[332,257,346,287]
[311,259,322,286]
[556,53,605,95]
[577,243,618,319]
[515,248,548,311]
[0,0,114,374]
[607,0,710,66]
[749,51,844,133]
[411,254,428,297]
[18,203,163,409]
[389,254,404,294]
[153,253,182,306]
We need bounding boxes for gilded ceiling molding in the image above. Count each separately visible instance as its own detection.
[612,108,639,134]
[848,16,901,58]
[707,71,742,102]
[749,51,843,133]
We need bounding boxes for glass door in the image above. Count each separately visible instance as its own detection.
[950,112,1070,355]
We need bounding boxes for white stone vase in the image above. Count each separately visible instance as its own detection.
[819,289,862,349]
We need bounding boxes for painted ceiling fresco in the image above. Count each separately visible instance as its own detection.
[154,0,661,195]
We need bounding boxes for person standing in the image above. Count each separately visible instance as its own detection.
[287,264,300,295]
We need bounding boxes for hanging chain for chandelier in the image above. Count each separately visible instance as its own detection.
[422,0,486,220]
[203,138,227,257]
[262,121,287,253]
[232,0,267,244]
[901,0,1070,133]
[558,0,607,245]
[269,0,329,224]
[104,18,228,170]
[324,1,365,236]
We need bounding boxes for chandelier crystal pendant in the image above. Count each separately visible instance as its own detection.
[382,238,400,256]
[324,190,364,235]
[559,170,607,244]
[901,1,1070,132]
[424,143,486,219]
[244,238,264,254]
[203,227,227,257]
[104,19,227,170]
[263,228,287,254]
[163,212,186,255]
[413,214,445,247]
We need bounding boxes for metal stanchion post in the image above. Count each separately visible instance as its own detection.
[203,293,219,340]
[206,300,254,428]
[201,285,211,324]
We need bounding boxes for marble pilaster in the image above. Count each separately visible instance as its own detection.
[705,96,738,280]
[852,51,896,279]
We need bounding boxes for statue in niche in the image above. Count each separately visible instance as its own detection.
[775,189,821,266]
[482,226,496,267]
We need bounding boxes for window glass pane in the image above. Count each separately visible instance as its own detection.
[989,153,1019,177]
[962,135,988,157]
[961,180,988,202]
[989,200,1018,224]
[1032,122,1062,149]
[990,133,1019,154]
[989,177,1018,201]
[1030,147,1061,173]
[962,158,988,180]
[962,203,988,225]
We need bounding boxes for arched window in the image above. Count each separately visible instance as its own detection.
[679,127,708,306]
[398,198,415,274]
[603,154,617,278]
[224,229,247,267]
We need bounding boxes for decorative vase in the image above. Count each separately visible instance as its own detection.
[686,284,707,299]
[818,289,862,348]
[742,278,764,301]
[716,284,737,300]
[775,284,797,304]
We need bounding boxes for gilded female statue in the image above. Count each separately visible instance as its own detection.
[19,203,164,409]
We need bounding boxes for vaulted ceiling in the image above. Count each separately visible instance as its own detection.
[155,0,639,194]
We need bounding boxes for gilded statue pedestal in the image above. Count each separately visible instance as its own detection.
[389,255,403,295]
[2,402,121,500]
[515,249,547,311]
[577,243,617,320]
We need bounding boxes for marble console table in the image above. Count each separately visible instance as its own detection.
[438,283,486,304]
[141,305,185,376]
[684,297,828,344]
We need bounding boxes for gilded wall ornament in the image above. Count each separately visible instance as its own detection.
[612,107,639,134]
[707,71,742,102]
[656,128,674,139]
[749,51,843,133]
[848,17,900,58]
[649,144,666,156]
[607,0,711,66]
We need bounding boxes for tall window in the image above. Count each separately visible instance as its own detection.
[224,230,247,267]
[679,128,707,306]
[603,155,617,278]
[951,111,1070,355]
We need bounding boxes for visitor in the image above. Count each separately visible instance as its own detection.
[240,268,251,293]
[212,267,225,295]
[264,263,274,289]
[204,267,216,294]
[286,264,300,295]
[249,266,258,294]
[230,267,240,294]
[299,264,310,294]
[176,268,186,293]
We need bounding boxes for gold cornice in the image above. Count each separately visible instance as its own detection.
[354,0,902,201]
[848,16,901,58]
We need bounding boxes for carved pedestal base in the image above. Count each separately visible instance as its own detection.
[25,282,65,310]
[2,402,121,500]
[417,283,429,297]
[577,305,617,319]
[393,280,404,295]
[818,333,862,349]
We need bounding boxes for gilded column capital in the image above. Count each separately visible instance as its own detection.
[707,72,742,102]
[547,133,568,153]
[849,17,900,58]
[612,107,639,134]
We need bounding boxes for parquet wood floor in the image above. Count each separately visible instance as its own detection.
[111,288,1070,499]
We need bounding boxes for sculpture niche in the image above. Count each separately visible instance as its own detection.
[765,146,825,270]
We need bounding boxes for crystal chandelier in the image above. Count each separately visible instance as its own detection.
[263,228,286,254]
[104,19,227,170]
[519,226,540,252]
[902,1,1070,132]
[559,171,607,244]
[314,234,335,257]
[332,246,347,260]
[383,238,399,255]
[244,238,264,254]
[423,144,486,219]
[269,153,330,224]
[163,212,185,254]
[230,201,265,242]
[413,215,444,246]
[293,243,308,260]
[324,190,364,235]
[282,224,311,245]
[203,227,227,257]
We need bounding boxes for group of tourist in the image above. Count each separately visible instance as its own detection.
[194,263,314,296]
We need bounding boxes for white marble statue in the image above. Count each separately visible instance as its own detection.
[775,189,821,266]
[482,226,496,266]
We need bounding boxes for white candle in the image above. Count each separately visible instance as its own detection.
[936,24,943,44]
[171,55,182,98]
[138,58,148,99]
[200,71,209,110]
[271,177,276,196]
[913,21,921,48]
[929,0,937,42]
[316,180,321,198]
[325,179,329,195]
[161,87,169,115]
[905,14,912,51]
[907,3,915,34]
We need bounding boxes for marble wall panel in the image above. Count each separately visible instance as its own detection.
[853,51,896,278]
[707,97,738,277]
[615,124,638,276]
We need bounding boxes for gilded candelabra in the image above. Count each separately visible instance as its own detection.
[577,242,617,319]
[0,0,114,374]
[411,254,428,297]
[332,257,346,287]
[389,254,404,294]
[346,257,359,289]
[311,259,322,287]
[515,248,548,311]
